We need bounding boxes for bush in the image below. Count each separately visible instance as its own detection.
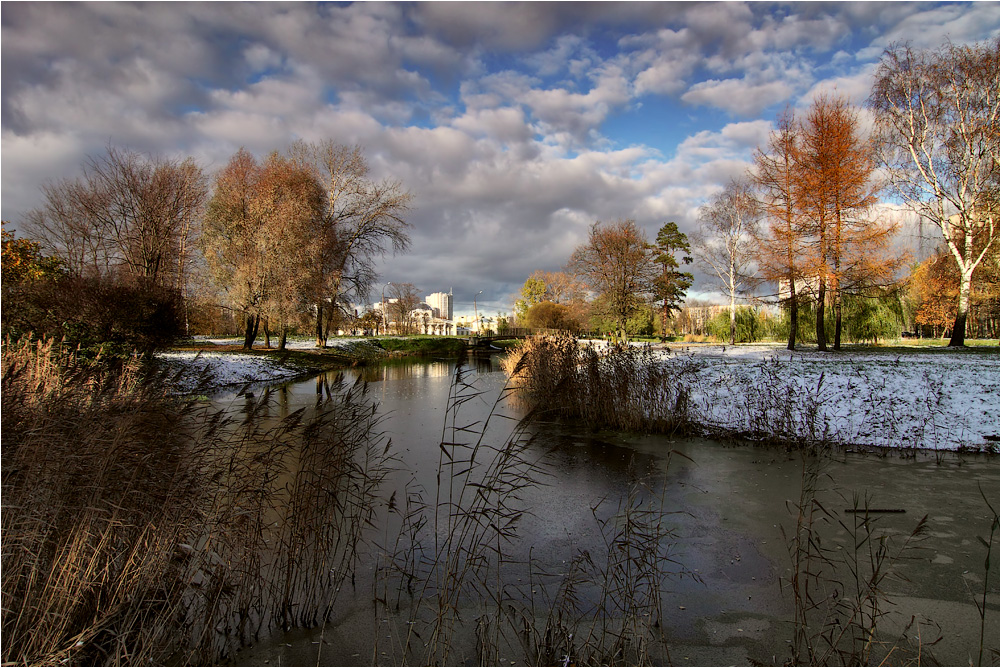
[706,306,769,343]
[2,274,183,352]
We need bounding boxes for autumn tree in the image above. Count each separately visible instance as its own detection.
[797,95,899,350]
[693,181,759,345]
[252,152,326,350]
[650,222,692,339]
[751,108,805,350]
[869,39,1000,346]
[286,141,412,346]
[1,222,62,284]
[201,149,325,350]
[569,219,655,343]
[514,269,587,326]
[24,147,206,291]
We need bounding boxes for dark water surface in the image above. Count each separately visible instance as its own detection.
[224,356,999,666]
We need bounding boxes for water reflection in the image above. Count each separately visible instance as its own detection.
[222,356,999,667]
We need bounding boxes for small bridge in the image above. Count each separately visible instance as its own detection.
[464,328,566,347]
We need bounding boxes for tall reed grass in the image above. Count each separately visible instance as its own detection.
[502,333,701,435]
[2,336,392,665]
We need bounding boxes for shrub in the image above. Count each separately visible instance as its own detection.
[705,306,768,342]
[2,274,183,352]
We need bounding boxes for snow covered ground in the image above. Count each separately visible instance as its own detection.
[157,337,376,392]
[646,343,1000,452]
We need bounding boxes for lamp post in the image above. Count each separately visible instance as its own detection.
[382,281,393,335]
[473,290,482,334]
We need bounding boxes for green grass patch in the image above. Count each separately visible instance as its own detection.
[372,336,466,356]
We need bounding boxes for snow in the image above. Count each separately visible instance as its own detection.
[156,351,302,391]
[644,343,1000,452]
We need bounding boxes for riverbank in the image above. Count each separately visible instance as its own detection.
[156,335,468,394]
[158,337,1000,451]
[509,338,1000,453]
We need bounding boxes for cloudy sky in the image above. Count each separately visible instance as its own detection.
[2,2,998,317]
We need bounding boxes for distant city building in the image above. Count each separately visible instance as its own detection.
[425,290,453,320]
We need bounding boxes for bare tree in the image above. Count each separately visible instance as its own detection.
[24,147,206,291]
[386,282,422,335]
[869,39,1000,346]
[693,180,760,345]
[288,141,413,346]
[568,219,655,343]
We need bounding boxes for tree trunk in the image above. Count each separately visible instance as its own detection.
[948,271,972,347]
[315,303,326,348]
[833,283,842,351]
[242,314,259,351]
[729,294,737,345]
[787,277,798,351]
[816,277,828,351]
[263,317,271,349]
[277,324,288,351]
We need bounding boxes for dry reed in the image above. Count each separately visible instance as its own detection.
[1,336,392,666]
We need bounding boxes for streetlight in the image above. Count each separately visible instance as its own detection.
[473,290,482,334]
[382,281,393,335]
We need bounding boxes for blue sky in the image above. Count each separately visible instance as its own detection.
[2,2,998,317]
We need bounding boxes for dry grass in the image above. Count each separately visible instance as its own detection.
[502,333,700,435]
[1,336,392,666]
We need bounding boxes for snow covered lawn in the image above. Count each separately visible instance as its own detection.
[650,343,1000,451]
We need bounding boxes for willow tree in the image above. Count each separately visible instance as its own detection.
[869,39,1000,346]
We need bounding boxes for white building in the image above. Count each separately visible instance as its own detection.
[425,290,453,320]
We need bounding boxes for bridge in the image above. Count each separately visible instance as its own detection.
[464,328,566,347]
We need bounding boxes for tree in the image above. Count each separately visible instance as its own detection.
[200,148,325,350]
[287,141,412,346]
[798,95,900,350]
[524,300,576,331]
[568,219,654,343]
[869,39,1000,346]
[693,180,759,345]
[385,282,422,335]
[252,152,326,350]
[24,147,206,291]
[1,223,62,284]
[752,108,806,350]
[514,269,588,327]
[910,248,1000,339]
[514,274,547,322]
[650,222,692,339]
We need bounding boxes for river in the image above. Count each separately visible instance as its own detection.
[223,354,999,666]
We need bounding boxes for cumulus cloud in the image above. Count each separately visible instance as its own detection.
[2,2,997,314]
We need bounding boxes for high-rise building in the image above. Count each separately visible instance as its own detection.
[425,290,453,321]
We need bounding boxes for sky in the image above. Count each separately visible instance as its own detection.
[2,2,998,318]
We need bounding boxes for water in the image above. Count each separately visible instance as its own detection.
[226,355,999,666]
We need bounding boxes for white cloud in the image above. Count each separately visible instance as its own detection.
[682,78,795,117]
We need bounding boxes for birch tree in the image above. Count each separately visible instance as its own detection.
[869,39,1000,346]
[693,180,759,345]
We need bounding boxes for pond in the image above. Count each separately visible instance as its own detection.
[222,355,999,666]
